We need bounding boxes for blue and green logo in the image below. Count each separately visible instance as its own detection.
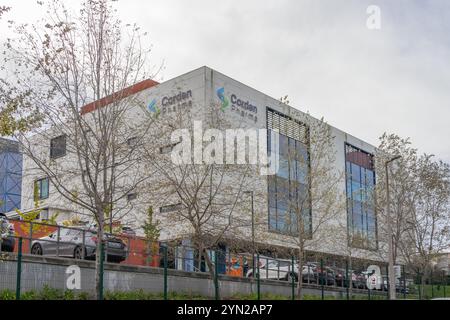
[147,98,159,114]
[216,87,229,112]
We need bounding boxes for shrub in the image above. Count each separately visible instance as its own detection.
[0,289,15,300]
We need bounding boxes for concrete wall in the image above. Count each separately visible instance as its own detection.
[0,254,384,299]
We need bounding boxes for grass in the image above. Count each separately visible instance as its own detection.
[0,285,93,300]
[0,286,443,300]
[417,284,450,299]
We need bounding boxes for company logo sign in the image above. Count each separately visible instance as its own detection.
[216,87,229,112]
[230,94,257,114]
[147,90,193,116]
[162,90,192,107]
[216,87,258,123]
[147,98,159,113]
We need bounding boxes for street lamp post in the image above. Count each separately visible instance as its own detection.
[385,155,401,300]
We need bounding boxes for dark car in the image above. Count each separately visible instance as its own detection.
[396,279,410,294]
[352,272,367,289]
[334,268,353,287]
[31,226,127,263]
[315,266,337,286]
[0,213,15,252]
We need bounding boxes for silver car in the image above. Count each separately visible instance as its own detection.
[246,256,299,281]
[30,227,127,263]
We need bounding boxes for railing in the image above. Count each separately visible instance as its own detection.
[1,219,447,300]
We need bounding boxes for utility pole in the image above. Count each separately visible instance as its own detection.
[385,155,401,300]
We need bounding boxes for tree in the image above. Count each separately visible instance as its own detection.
[268,110,345,299]
[1,6,42,137]
[375,133,450,297]
[2,0,160,299]
[399,154,450,297]
[142,206,161,266]
[146,104,255,299]
[295,117,346,299]
[374,133,420,268]
[15,181,59,235]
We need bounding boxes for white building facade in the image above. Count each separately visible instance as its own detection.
[18,66,388,264]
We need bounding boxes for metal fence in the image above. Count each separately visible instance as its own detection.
[1,220,449,300]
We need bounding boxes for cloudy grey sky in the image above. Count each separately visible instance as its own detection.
[2,0,450,162]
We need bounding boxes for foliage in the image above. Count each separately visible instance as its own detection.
[14,183,59,234]
[142,206,160,242]
[2,0,159,300]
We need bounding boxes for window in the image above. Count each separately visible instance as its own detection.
[127,193,137,201]
[127,137,138,147]
[159,141,182,155]
[160,145,174,154]
[35,177,49,200]
[345,143,377,250]
[267,109,311,236]
[50,135,66,159]
[39,208,49,221]
[160,203,183,213]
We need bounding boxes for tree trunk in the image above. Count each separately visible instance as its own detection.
[296,247,304,300]
[348,255,353,297]
[203,248,220,299]
[95,218,105,300]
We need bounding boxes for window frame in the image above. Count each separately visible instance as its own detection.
[50,135,67,160]
[159,203,183,214]
[127,193,138,202]
[35,177,50,201]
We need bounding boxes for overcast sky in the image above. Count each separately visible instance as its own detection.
[2,0,450,163]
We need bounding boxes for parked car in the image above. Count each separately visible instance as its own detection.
[314,266,337,286]
[352,272,368,289]
[334,268,358,287]
[121,226,136,237]
[301,263,318,283]
[30,226,127,263]
[246,256,299,281]
[396,279,410,294]
[0,213,15,252]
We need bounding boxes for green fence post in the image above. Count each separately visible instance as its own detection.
[252,253,256,283]
[345,260,349,301]
[444,271,447,298]
[291,256,295,300]
[256,253,260,300]
[99,241,104,300]
[214,252,219,300]
[15,237,23,300]
[418,273,422,300]
[386,265,389,300]
[320,259,324,301]
[163,246,168,300]
[403,265,406,300]
[431,270,434,299]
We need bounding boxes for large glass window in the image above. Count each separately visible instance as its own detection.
[267,109,310,237]
[345,143,377,250]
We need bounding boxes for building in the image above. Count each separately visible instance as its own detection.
[0,138,22,214]
[19,66,390,266]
